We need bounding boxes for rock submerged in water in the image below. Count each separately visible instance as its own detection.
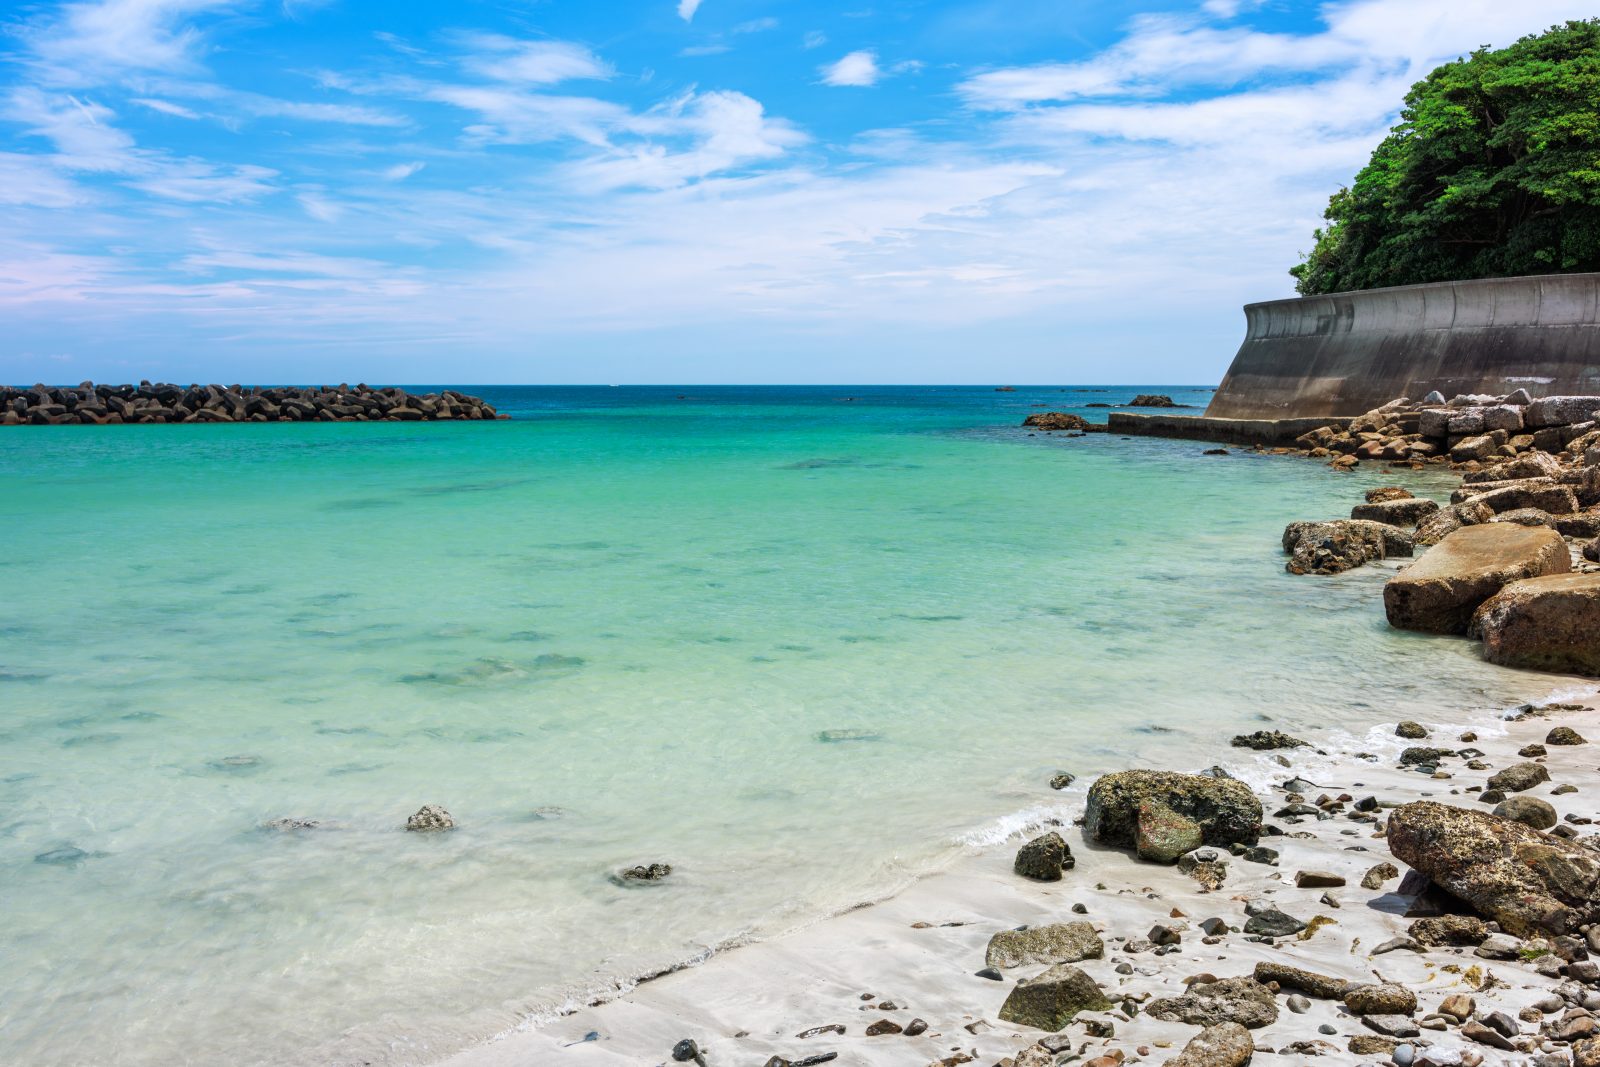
[1128,394,1177,407]
[1014,831,1074,881]
[406,805,454,832]
[35,845,93,866]
[815,728,881,743]
[1282,519,1413,575]
[1021,412,1094,432]
[616,862,673,884]
[997,964,1110,1030]
[1386,801,1600,936]
[1085,770,1262,854]
[1230,729,1306,750]
[985,921,1103,968]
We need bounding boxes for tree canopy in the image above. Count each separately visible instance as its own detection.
[1291,20,1600,295]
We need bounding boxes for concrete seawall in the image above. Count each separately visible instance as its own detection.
[1106,411,1349,446]
[1206,273,1600,420]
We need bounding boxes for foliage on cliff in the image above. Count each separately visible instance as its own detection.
[1291,21,1600,295]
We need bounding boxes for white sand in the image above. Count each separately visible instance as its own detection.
[439,688,1600,1067]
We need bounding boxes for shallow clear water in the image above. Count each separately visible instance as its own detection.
[0,385,1555,1066]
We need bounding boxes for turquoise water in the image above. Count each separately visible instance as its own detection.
[0,386,1551,1066]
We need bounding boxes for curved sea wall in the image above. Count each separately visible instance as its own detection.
[1207,273,1600,420]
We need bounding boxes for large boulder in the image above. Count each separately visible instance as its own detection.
[1085,770,1262,852]
[1466,452,1564,484]
[1282,519,1413,575]
[1167,1022,1255,1067]
[1467,482,1579,516]
[1146,977,1278,1029]
[1386,801,1600,937]
[1350,498,1439,526]
[1526,395,1600,428]
[1415,499,1495,545]
[1470,574,1600,676]
[998,964,1111,1030]
[986,921,1103,968]
[1451,434,1499,462]
[1383,523,1571,634]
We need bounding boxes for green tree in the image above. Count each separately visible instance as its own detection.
[1291,20,1600,295]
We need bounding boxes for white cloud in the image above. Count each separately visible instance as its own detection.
[128,160,275,201]
[7,87,138,171]
[803,31,827,50]
[239,96,407,127]
[131,96,200,118]
[1200,0,1268,17]
[460,36,613,85]
[678,0,703,22]
[735,18,778,34]
[0,153,85,206]
[21,0,239,87]
[960,0,1599,108]
[297,191,343,221]
[381,161,425,181]
[426,85,629,146]
[570,90,808,190]
[820,50,881,87]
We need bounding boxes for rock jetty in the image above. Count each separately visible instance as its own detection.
[1,381,503,425]
[1279,389,1600,677]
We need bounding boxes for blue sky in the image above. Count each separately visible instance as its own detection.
[0,0,1593,384]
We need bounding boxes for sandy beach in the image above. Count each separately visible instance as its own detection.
[440,675,1600,1067]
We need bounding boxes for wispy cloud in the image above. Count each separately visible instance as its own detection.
[19,0,239,87]
[381,161,425,181]
[131,96,200,118]
[459,35,613,85]
[677,0,702,23]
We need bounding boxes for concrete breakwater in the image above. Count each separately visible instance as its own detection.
[1105,411,1349,446]
[1207,272,1600,420]
[1,382,502,425]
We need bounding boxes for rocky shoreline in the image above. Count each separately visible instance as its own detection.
[1,381,503,424]
[427,401,1600,1067]
[443,691,1600,1067]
